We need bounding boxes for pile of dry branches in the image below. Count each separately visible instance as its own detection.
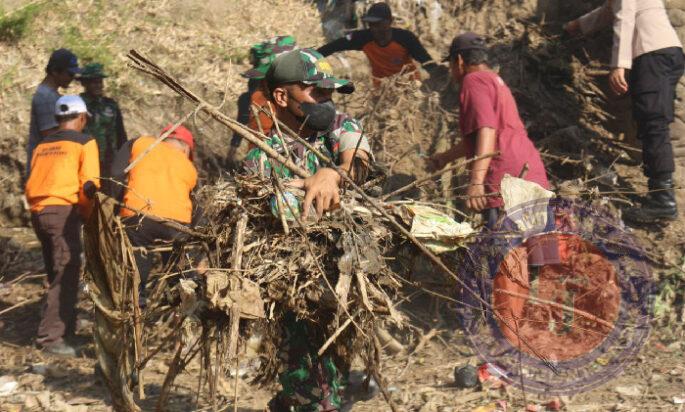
[85,165,459,410]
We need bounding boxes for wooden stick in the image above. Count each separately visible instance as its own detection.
[318,315,354,356]
[250,104,265,135]
[126,245,146,400]
[226,307,240,411]
[99,192,211,240]
[272,180,290,235]
[231,214,248,273]
[233,355,239,412]
[156,335,184,411]
[494,289,615,330]
[372,335,400,412]
[268,101,290,158]
[0,296,41,317]
[375,325,405,355]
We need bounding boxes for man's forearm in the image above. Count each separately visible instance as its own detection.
[441,139,468,164]
[340,149,370,185]
[470,128,496,184]
[577,2,613,36]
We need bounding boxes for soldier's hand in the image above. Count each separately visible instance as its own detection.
[288,168,341,220]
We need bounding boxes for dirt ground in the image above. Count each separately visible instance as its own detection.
[1,217,684,411]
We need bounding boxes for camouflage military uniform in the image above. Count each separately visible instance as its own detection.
[242,49,371,412]
[79,64,127,176]
[243,111,367,178]
[81,94,126,173]
[243,84,369,412]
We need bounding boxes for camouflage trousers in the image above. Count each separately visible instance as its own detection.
[270,312,343,412]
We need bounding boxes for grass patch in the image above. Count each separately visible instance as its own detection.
[0,65,19,91]
[60,24,115,68]
[0,2,44,42]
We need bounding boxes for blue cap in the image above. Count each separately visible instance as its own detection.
[47,48,82,75]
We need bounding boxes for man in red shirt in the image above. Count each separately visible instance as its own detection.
[317,2,437,84]
[430,32,549,217]
[430,33,550,339]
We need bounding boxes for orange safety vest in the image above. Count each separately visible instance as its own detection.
[25,129,100,215]
[120,136,197,223]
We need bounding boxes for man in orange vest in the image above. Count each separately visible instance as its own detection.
[108,124,197,301]
[25,95,99,356]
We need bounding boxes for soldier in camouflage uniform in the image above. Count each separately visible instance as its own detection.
[243,49,372,412]
[79,63,127,176]
[228,36,298,165]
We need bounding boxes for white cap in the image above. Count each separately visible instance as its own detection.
[55,95,90,116]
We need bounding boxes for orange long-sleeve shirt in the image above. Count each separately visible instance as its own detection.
[247,88,274,133]
[25,130,100,214]
[118,136,197,223]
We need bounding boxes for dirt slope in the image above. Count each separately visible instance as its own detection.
[0,0,325,225]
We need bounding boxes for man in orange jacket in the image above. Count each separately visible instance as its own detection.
[317,2,438,85]
[25,95,100,356]
[108,124,197,301]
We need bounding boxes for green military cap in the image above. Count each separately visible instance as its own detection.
[241,35,298,79]
[265,48,354,94]
[80,63,109,79]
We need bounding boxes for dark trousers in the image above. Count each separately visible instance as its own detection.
[629,47,685,178]
[123,215,184,293]
[32,205,83,345]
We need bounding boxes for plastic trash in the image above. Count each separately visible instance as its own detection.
[404,204,474,254]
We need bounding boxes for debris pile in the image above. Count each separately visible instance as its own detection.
[84,168,481,410]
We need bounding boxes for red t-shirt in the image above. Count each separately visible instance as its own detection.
[459,71,549,208]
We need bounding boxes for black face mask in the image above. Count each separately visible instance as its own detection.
[297,100,336,132]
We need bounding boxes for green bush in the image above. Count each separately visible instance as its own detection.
[0,3,43,42]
